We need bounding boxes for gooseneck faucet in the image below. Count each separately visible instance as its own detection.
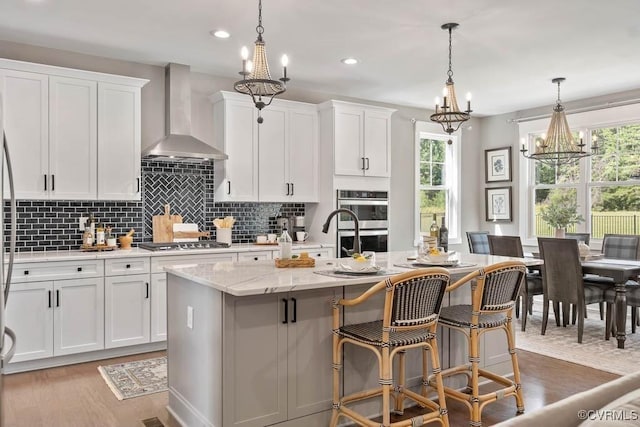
[322,209,360,256]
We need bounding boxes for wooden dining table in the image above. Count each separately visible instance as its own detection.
[581,258,640,349]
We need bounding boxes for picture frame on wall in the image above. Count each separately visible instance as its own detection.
[485,187,512,222]
[485,147,512,183]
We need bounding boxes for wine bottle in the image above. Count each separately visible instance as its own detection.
[429,214,439,239]
[439,217,449,252]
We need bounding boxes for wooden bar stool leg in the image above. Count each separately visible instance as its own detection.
[428,334,449,427]
[469,327,481,426]
[505,314,525,414]
[393,350,406,415]
[330,308,342,427]
[381,346,392,427]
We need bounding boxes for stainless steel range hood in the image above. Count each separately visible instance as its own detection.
[142,63,227,161]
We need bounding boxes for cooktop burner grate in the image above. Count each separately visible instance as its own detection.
[139,241,231,251]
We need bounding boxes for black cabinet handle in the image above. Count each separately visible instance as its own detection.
[282,298,288,324]
[77,267,82,272]
[227,181,231,195]
[254,257,259,261]
[291,297,297,323]
[44,174,47,191]
[361,157,365,170]
[51,174,55,191]
[48,290,52,308]
[290,183,294,196]
[137,177,140,193]
[24,270,29,275]
[126,264,131,269]
[365,157,370,170]
[56,290,60,307]
[286,182,290,195]
[146,283,149,299]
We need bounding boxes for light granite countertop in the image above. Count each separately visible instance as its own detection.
[165,252,543,297]
[7,242,334,263]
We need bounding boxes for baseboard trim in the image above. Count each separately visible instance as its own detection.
[168,387,216,427]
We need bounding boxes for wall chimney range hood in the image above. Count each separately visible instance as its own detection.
[142,63,227,161]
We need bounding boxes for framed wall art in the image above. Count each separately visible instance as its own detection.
[485,147,512,183]
[485,186,512,222]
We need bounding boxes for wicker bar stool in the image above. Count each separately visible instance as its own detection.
[330,268,451,427]
[431,261,527,427]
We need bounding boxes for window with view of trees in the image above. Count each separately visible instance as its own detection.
[414,123,460,242]
[521,107,640,241]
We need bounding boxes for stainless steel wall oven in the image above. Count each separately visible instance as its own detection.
[336,190,388,256]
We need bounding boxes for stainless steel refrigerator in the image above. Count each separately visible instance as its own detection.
[0,96,18,427]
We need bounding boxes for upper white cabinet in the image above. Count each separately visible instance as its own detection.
[319,100,395,177]
[0,59,147,200]
[210,91,318,202]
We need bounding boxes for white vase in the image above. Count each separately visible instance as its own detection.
[554,228,566,238]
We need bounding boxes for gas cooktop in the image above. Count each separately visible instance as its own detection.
[139,241,231,251]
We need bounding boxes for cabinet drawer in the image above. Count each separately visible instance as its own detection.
[238,251,272,262]
[104,257,151,276]
[292,248,334,259]
[151,253,237,273]
[11,260,104,283]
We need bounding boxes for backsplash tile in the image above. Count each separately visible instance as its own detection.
[4,159,305,251]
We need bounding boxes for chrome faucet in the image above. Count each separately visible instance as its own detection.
[322,209,360,257]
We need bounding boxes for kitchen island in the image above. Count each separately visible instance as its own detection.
[164,252,543,427]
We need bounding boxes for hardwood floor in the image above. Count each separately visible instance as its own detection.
[3,349,619,427]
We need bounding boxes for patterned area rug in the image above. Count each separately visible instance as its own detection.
[515,304,640,376]
[98,356,167,400]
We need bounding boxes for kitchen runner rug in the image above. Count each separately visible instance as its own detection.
[515,304,640,376]
[98,356,167,400]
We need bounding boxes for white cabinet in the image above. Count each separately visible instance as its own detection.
[0,59,147,201]
[319,100,395,177]
[97,82,142,200]
[7,277,105,362]
[237,251,273,262]
[150,273,167,342]
[258,103,318,202]
[48,76,97,200]
[104,274,150,348]
[222,287,339,427]
[0,69,49,199]
[292,247,334,259]
[211,91,318,202]
[212,94,259,202]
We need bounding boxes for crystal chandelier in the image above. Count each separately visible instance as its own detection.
[520,78,594,166]
[429,23,472,144]
[233,0,290,124]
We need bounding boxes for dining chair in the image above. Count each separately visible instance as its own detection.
[434,261,527,425]
[487,235,543,331]
[330,268,450,427]
[537,237,608,343]
[466,231,490,254]
[565,232,591,245]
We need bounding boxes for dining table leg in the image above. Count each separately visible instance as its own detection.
[615,283,628,349]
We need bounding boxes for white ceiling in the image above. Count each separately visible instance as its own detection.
[2,0,640,115]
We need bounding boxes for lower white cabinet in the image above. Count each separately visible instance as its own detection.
[7,278,105,362]
[104,274,150,348]
[150,273,167,342]
[222,287,339,427]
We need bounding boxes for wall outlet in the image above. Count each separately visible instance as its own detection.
[187,306,194,329]
[79,216,88,231]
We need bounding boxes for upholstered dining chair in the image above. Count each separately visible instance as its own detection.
[434,261,527,425]
[330,268,451,427]
[487,235,543,331]
[466,231,490,254]
[565,232,591,245]
[537,237,608,343]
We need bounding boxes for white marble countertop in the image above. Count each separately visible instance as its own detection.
[7,242,334,263]
[165,251,544,297]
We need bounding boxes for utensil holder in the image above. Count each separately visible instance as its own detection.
[216,228,232,245]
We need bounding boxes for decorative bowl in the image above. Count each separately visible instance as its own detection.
[426,252,449,263]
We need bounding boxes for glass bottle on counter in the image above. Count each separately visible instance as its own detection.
[279,227,293,259]
[439,217,449,252]
[96,223,105,246]
[429,213,439,239]
[82,226,93,246]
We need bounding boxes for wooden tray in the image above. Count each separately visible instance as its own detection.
[275,257,315,268]
[81,244,116,252]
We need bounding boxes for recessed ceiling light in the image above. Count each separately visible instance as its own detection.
[341,58,359,65]
[211,30,230,39]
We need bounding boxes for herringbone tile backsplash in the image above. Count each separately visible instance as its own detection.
[4,159,305,252]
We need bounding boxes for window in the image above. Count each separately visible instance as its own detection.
[519,104,640,244]
[414,121,460,242]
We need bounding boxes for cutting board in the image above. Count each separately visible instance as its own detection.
[152,204,183,243]
[173,223,201,242]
